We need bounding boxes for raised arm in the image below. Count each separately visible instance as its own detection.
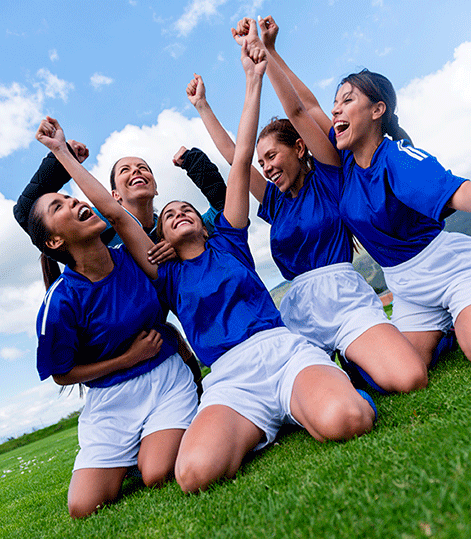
[223,42,266,228]
[173,145,226,212]
[13,140,88,232]
[35,117,158,280]
[257,15,332,137]
[187,73,267,203]
[232,18,339,167]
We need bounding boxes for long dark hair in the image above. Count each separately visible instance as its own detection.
[257,117,315,169]
[339,69,413,145]
[27,197,75,289]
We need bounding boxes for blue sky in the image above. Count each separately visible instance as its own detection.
[1,0,471,442]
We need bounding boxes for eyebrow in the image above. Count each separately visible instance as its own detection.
[47,196,67,213]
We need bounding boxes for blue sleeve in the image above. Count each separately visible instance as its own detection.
[386,141,467,221]
[201,205,218,235]
[36,283,79,381]
[210,212,256,270]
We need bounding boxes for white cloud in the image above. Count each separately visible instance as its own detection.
[49,49,59,62]
[0,347,26,362]
[175,0,228,37]
[376,47,392,57]
[164,42,186,59]
[0,379,85,442]
[90,72,114,90]
[35,68,74,101]
[0,70,73,158]
[397,41,471,177]
[316,77,334,89]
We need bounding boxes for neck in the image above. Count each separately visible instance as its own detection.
[352,133,384,169]
[70,238,114,282]
[123,198,155,229]
[289,168,308,198]
[175,237,207,261]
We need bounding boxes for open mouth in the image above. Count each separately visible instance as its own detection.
[270,172,282,184]
[78,206,93,221]
[175,219,192,229]
[334,121,349,136]
[130,177,147,186]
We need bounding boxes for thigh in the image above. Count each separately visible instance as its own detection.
[290,365,375,442]
[345,324,428,392]
[175,405,263,493]
[402,330,444,367]
[454,304,471,360]
[138,428,185,487]
[68,467,127,519]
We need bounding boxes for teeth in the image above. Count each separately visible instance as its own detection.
[176,220,191,228]
[335,121,349,133]
[271,173,282,182]
[130,178,146,186]
[78,207,90,221]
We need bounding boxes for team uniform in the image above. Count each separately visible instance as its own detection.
[257,162,390,357]
[36,245,198,470]
[332,131,471,332]
[156,212,346,448]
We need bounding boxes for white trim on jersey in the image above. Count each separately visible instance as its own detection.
[397,140,428,161]
[41,277,63,336]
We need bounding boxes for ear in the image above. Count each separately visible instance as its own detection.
[45,235,65,251]
[372,101,387,121]
[294,138,306,160]
[112,190,123,204]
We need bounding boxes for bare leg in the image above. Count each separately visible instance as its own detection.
[345,324,428,393]
[175,405,263,494]
[402,330,443,367]
[454,305,471,360]
[68,467,127,519]
[290,365,375,442]
[138,428,185,487]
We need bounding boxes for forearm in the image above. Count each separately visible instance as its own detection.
[266,51,339,166]
[52,350,137,385]
[182,148,226,211]
[14,145,75,232]
[267,47,332,136]
[195,98,236,165]
[225,73,263,228]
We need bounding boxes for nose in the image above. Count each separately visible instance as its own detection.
[331,102,340,117]
[263,162,272,176]
[69,198,79,207]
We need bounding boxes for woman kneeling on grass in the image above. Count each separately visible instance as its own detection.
[26,159,198,518]
[35,42,376,495]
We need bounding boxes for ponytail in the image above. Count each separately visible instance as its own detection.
[40,254,62,290]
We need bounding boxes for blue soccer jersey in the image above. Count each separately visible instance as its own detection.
[36,245,178,388]
[258,164,353,281]
[156,213,284,366]
[330,130,468,267]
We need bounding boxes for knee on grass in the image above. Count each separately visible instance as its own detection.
[312,397,374,441]
[175,449,226,494]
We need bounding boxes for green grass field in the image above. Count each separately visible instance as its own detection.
[1,346,470,539]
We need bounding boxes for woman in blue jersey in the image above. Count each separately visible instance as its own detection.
[25,176,198,518]
[244,16,471,367]
[34,42,377,495]
[188,20,427,395]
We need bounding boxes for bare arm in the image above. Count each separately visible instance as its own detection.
[233,19,339,167]
[35,117,158,280]
[258,15,332,136]
[53,329,163,385]
[447,181,471,212]
[187,74,267,204]
[224,42,266,229]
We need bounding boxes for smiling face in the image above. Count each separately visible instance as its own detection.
[331,82,385,153]
[111,157,157,206]
[36,192,106,250]
[159,201,207,248]
[256,134,307,197]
